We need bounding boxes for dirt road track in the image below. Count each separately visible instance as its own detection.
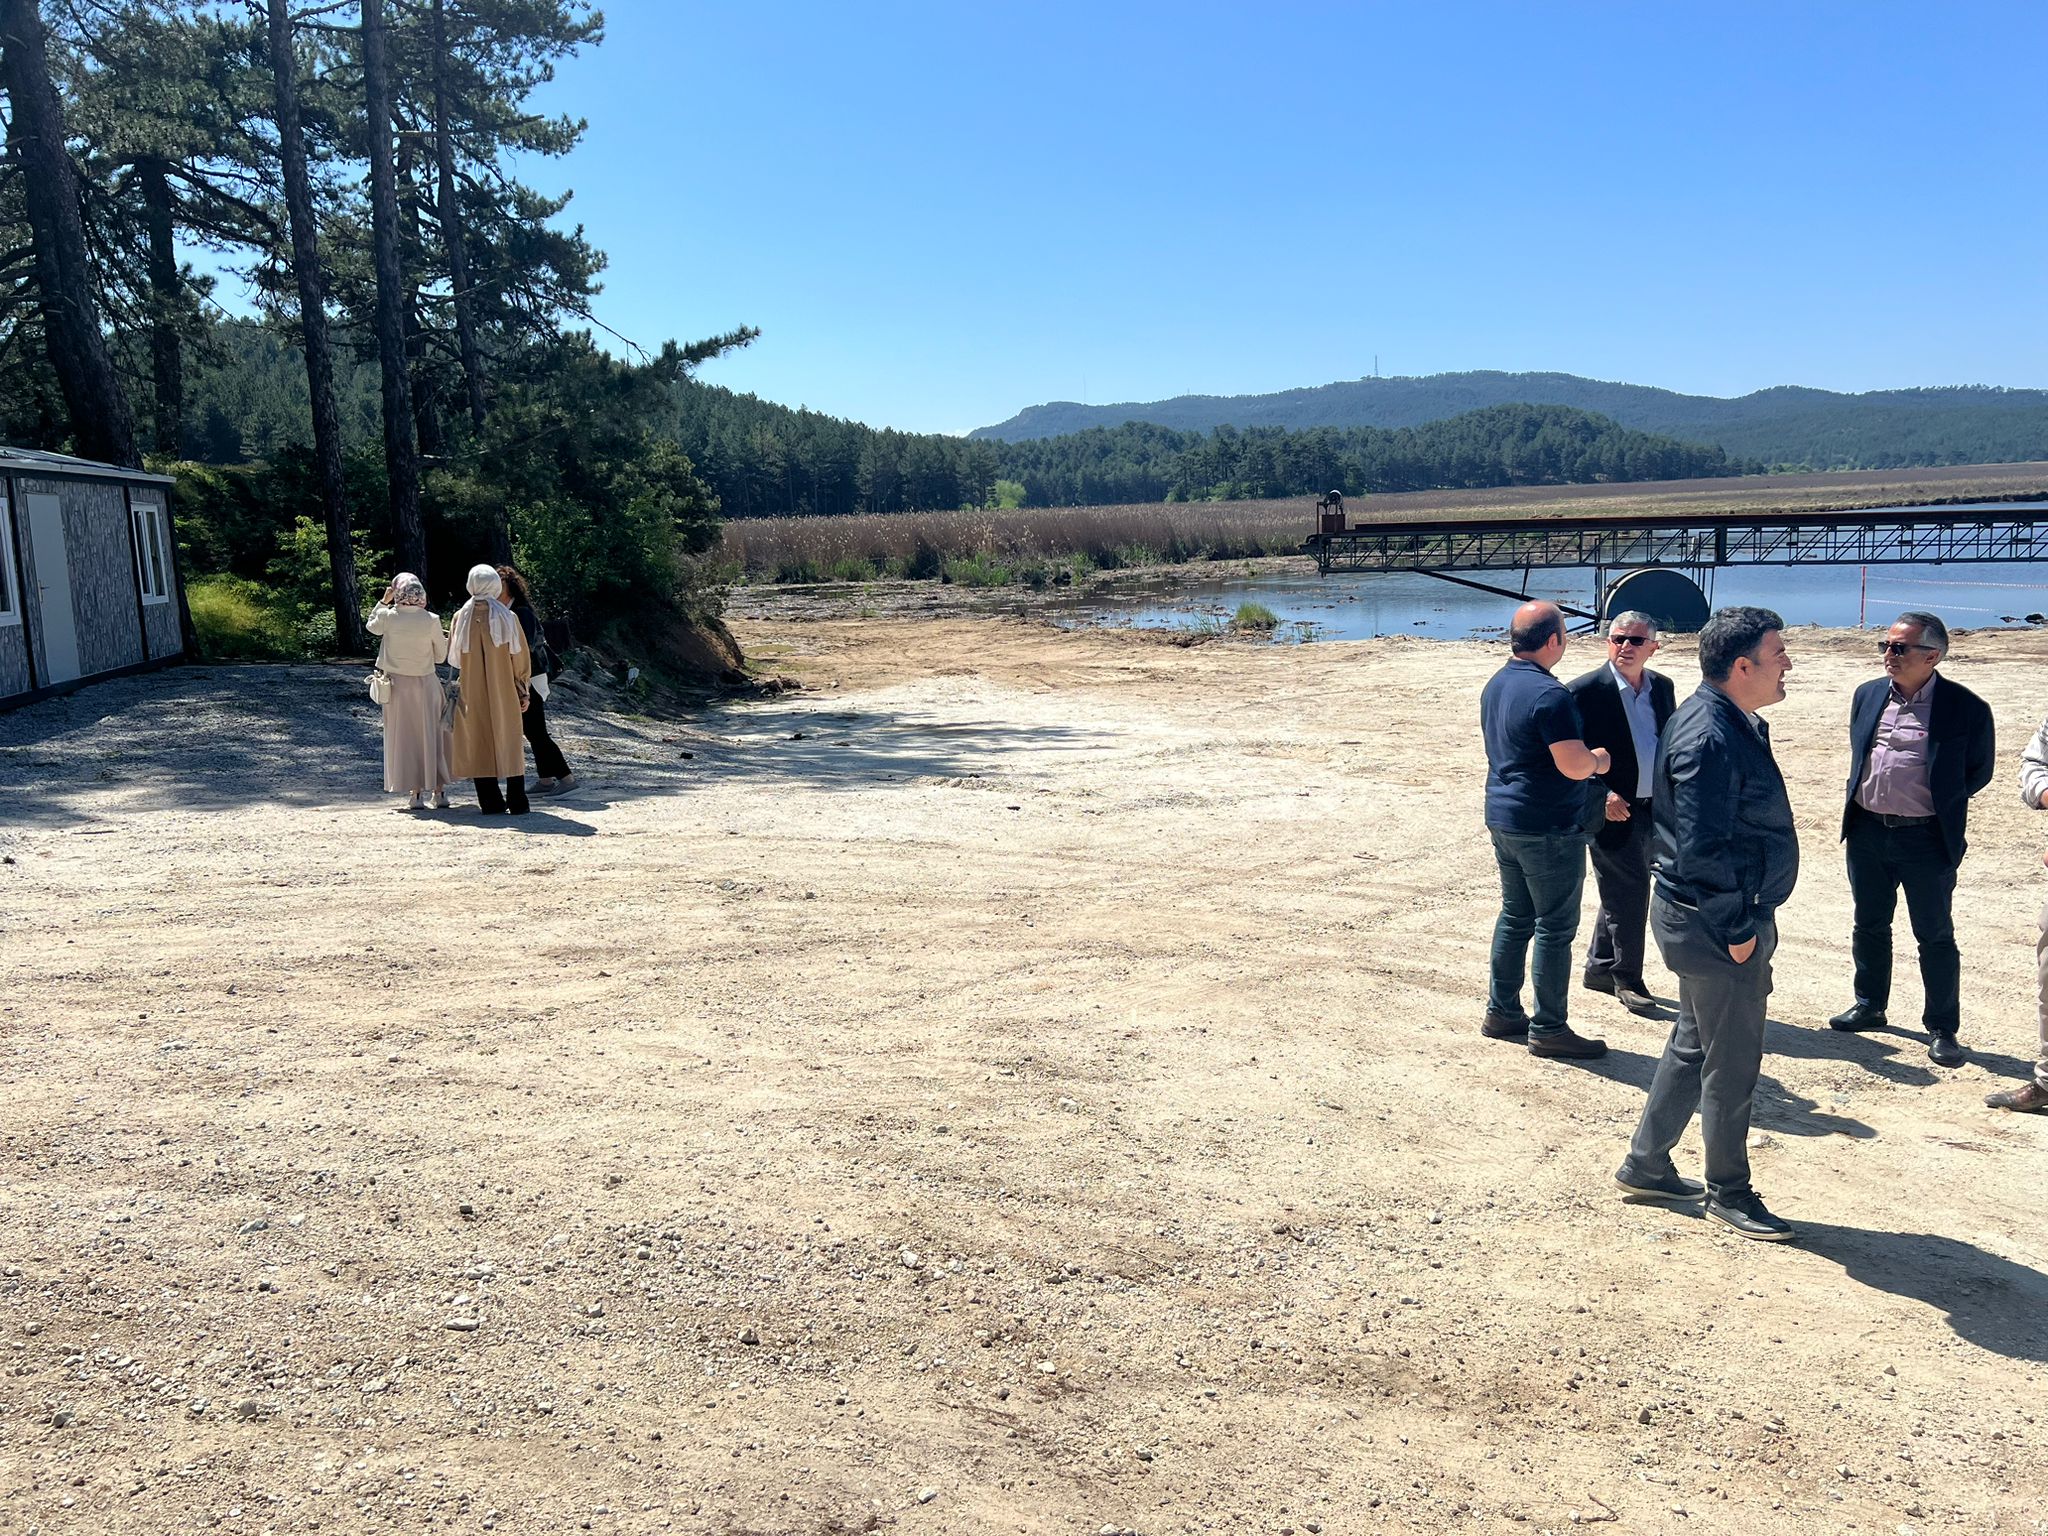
[2,617,2045,1535]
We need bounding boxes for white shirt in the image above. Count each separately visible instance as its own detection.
[1610,662,1660,799]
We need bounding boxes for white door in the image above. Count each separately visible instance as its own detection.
[24,492,80,685]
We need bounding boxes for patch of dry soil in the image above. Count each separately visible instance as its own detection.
[2,620,2046,1535]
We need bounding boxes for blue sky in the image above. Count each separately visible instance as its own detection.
[515,1,2046,433]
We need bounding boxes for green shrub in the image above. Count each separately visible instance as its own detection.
[990,478,1026,510]
[187,575,312,661]
[827,555,880,582]
[943,551,1013,588]
[1231,601,1279,631]
[774,557,822,584]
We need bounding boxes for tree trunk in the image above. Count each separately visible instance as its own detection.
[432,0,487,432]
[266,0,365,652]
[0,0,139,467]
[396,139,445,459]
[138,156,183,458]
[361,0,426,579]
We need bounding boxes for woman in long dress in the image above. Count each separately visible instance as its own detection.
[447,563,532,815]
[365,572,450,809]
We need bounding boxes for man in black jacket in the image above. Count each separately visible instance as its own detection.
[1618,606,1800,1241]
[1826,612,1995,1066]
[1569,610,1678,1015]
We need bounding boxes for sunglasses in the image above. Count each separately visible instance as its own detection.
[1876,640,1937,656]
[1609,634,1653,648]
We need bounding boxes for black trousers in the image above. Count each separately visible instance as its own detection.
[1585,799,1655,984]
[475,775,529,814]
[1845,807,1960,1031]
[524,689,572,781]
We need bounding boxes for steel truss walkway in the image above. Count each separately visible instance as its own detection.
[1303,502,2048,576]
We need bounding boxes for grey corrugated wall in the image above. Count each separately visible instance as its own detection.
[14,473,146,684]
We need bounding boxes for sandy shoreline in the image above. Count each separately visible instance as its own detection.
[3,615,2046,1534]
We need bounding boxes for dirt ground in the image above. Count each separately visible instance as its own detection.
[3,613,2047,1536]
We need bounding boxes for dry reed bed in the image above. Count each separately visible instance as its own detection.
[720,462,2048,581]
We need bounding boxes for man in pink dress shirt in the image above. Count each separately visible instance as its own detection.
[1828,612,1996,1066]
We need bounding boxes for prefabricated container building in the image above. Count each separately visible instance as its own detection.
[1,448,187,709]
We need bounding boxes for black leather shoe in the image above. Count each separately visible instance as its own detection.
[1927,1032,1966,1067]
[1704,1192,1795,1242]
[1528,1027,1607,1060]
[1828,1003,1888,1032]
[1613,980,1660,1016]
[1581,971,1617,995]
[1482,1010,1530,1039]
[1614,1164,1705,1202]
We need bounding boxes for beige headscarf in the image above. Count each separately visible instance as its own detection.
[447,563,526,658]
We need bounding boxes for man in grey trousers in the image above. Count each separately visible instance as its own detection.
[1616,607,1802,1241]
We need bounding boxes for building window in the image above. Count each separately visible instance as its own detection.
[133,496,170,605]
[0,488,19,627]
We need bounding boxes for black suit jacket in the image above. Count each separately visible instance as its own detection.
[1840,671,1996,866]
[1568,664,1677,849]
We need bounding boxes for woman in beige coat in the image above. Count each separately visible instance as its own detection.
[365,572,450,809]
[447,563,532,814]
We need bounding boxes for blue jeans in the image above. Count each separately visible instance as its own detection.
[1488,829,1590,1035]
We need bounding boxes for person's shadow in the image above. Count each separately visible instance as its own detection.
[1793,1220,2048,1362]
[414,806,596,838]
[1588,1046,1877,1140]
[1763,1015,2041,1084]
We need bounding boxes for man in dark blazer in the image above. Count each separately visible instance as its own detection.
[1569,611,1678,1015]
[1828,611,1996,1066]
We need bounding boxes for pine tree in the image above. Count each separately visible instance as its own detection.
[361,0,425,577]
[0,0,138,465]
[265,0,365,650]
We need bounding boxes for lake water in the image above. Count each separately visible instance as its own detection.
[1052,503,2048,641]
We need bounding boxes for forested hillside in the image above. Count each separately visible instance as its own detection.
[974,371,2048,470]
[166,330,1741,513]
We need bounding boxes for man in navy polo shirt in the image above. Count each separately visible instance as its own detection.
[1481,600,1611,1059]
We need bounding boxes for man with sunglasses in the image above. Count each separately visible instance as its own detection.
[1569,611,1677,1015]
[1829,612,1995,1067]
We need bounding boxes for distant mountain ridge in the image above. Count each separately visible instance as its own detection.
[971,371,2048,470]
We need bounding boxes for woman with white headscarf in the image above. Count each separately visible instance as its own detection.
[447,563,532,814]
[366,572,450,810]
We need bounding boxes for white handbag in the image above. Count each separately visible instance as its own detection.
[367,669,393,705]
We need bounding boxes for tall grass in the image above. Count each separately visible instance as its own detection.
[187,574,324,660]
[721,501,1307,585]
[721,464,2048,588]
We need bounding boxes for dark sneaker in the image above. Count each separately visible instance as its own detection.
[1927,1032,1966,1067]
[1986,1081,2048,1112]
[1482,1010,1530,1039]
[1528,1028,1607,1060]
[1705,1192,1795,1242]
[1614,1164,1705,1202]
[1828,1003,1888,1032]
[1581,971,1617,995]
[1613,980,1660,1016]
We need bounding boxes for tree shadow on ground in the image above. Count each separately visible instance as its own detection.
[1587,1046,1877,1139]
[0,663,1112,831]
[1792,1219,2048,1363]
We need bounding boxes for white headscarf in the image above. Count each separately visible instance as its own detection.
[390,572,428,608]
[448,563,526,658]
